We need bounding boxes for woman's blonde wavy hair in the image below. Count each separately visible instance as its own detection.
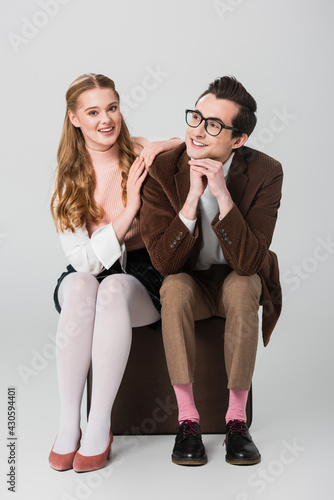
[51,73,137,232]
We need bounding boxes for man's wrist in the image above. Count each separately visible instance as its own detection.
[218,194,234,220]
[181,194,200,220]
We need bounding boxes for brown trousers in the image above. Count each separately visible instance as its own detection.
[160,265,262,390]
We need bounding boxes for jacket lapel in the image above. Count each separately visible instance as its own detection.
[174,150,191,210]
[227,149,249,207]
[174,149,202,268]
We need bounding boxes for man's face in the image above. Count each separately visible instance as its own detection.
[185,94,244,164]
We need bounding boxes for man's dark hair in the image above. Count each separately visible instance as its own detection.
[196,76,257,138]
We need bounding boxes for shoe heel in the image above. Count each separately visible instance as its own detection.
[108,431,113,460]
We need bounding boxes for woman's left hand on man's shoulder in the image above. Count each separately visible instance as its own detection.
[131,136,162,168]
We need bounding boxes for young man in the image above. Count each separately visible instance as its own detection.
[140,76,283,466]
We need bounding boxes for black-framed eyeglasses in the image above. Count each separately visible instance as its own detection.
[185,109,241,136]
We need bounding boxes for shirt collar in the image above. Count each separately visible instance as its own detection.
[223,152,235,177]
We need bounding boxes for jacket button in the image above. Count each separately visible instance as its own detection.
[171,243,175,248]
[179,232,183,237]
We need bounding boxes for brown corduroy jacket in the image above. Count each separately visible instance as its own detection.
[140,143,283,346]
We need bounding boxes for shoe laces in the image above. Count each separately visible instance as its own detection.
[224,420,247,444]
[177,419,201,437]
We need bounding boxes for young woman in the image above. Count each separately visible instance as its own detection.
[49,73,181,473]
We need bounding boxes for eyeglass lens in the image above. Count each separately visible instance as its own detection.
[186,111,223,136]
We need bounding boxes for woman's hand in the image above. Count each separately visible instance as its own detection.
[125,156,148,215]
[132,136,182,168]
[139,142,163,168]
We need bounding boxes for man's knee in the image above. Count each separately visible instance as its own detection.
[160,273,195,306]
[223,272,262,307]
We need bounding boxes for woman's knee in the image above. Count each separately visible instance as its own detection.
[96,274,133,310]
[62,271,97,290]
[59,272,99,302]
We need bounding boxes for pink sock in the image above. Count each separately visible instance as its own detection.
[225,389,248,423]
[173,383,200,424]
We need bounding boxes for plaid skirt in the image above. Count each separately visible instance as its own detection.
[53,248,163,321]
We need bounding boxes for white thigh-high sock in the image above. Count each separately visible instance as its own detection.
[79,274,160,456]
[52,272,99,454]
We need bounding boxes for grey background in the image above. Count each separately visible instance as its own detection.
[1,0,333,499]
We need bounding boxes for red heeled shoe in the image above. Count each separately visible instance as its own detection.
[73,431,113,473]
[49,430,82,471]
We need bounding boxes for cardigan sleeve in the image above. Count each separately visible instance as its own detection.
[59,223,126,275]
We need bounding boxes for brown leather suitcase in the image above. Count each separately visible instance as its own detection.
[87,317,252,434]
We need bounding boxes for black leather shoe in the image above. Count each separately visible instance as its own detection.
[172,420,207,465]
[224,420,261,465]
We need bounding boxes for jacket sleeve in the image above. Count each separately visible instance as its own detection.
[59,223,126,275]
[211,162,283,276]
[140,173,199,275]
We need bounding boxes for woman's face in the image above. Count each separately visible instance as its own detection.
[68,87,122,151]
